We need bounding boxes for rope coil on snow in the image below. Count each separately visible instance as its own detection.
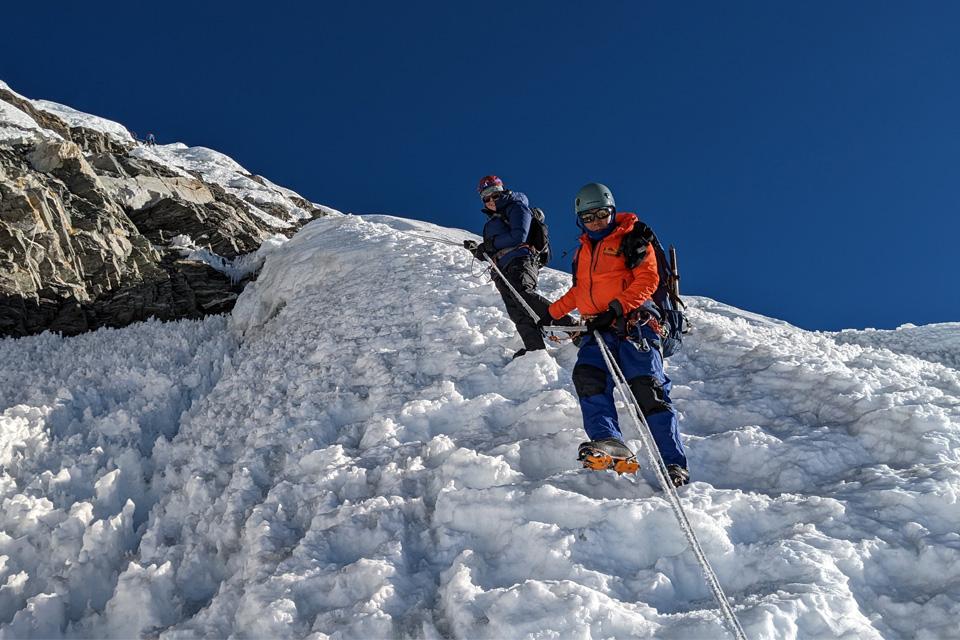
[594,332,747,640]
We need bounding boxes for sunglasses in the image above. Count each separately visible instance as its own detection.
[482,194,499,203]
[578,207,611,223]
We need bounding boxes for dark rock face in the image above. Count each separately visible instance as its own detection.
[0,141,178,337]
[68,126,130,155]
[128,186,269,259]
[0,84,329,338]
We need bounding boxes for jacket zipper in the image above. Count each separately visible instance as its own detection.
[587,237,604,312]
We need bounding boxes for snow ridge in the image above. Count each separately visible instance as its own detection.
[832,323,960,370]
[32,99,135,145]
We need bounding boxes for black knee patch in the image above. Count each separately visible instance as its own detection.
[573,364,607,397]
[628,375,671,415]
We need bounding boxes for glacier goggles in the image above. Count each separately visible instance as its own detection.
[480,186,504,203]
[578,207,613,224]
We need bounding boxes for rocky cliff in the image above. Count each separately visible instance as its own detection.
[0,81,335,337]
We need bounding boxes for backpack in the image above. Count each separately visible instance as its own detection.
[620,221,689,358]
[527,207,551,267]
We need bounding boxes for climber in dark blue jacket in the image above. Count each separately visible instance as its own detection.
[480,189,534,269]
[464,175,562,359]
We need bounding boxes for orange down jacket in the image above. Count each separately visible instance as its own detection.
[548,213,659,320]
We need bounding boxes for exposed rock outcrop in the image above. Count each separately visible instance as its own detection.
[0,81,333,338]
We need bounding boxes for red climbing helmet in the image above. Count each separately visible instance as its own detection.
[477,175,504,197]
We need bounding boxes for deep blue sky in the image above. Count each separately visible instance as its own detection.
[4,2,958,330]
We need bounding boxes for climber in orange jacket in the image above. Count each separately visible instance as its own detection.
[544,182,689,487]
[547,211,660,321]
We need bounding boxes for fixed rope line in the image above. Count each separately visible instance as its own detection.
[404,231,585,333]
[404,232,462,246]
[484,255,541,323]
[483,255,587,334]
[593,332,747,640]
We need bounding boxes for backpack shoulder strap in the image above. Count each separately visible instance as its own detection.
[571,246,580,286]
[621,220,655,269]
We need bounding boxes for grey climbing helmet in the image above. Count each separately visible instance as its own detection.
[575,182,616,214]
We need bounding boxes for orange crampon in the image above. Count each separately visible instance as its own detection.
[579,449,639,475]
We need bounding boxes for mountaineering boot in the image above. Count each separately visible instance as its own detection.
[578,438,639,475]
[667,464,690,487]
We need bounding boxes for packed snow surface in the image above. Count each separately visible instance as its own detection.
[2,214,959,639]
[833,323,960,370]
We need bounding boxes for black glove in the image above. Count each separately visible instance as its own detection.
[536,314,555,328]
[586,300,626,335]
[482,238,497,255]
[586,309,616,332]
[463,239,486,259]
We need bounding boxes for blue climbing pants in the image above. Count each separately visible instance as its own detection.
[573,324,687,468]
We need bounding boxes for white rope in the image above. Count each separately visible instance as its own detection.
[404,232,462,246]
[483,255,542,323]
[594,331,747,640]
[403,232,586,333]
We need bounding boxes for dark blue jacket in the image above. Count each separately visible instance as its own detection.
[481,190,534,268]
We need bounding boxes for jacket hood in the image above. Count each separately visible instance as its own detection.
[579,212,637,242]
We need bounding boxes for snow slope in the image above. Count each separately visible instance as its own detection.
[2,214,959,639]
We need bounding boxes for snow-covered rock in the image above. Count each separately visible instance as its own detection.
[32,99,135,147]
[0,79,336,337]
[131,143,335,228]
[0,99,61,146]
